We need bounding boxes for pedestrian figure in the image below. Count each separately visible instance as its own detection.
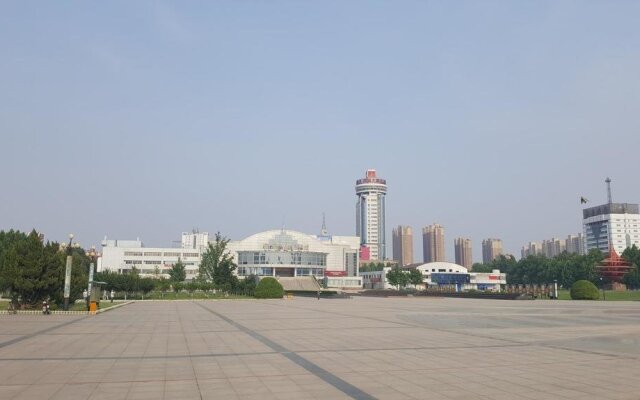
[317,290,320,300]
[110,289,115,303]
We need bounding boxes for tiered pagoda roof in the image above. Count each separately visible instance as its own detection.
[596,245,633,282]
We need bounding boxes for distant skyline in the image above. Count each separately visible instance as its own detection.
[1,2,639,261]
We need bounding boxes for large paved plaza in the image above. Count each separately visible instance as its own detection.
[0,297,639,400]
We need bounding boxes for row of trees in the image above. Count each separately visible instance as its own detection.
[385,267,423,289]
[471,246,640,289]
[0,229,254,308]
[0,230,91,308]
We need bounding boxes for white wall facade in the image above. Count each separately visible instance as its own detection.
[99,240,202,279]
[361,262,506,292]
[584,212,640,255]
[181,231,209,251]
[227,230,360,279]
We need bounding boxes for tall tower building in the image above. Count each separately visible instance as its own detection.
[482,238,503,263]
[392,225,414,266]
[583,178,640,255]
[422,224,445,263]
[356,169,387,260]
[454,237,473,269]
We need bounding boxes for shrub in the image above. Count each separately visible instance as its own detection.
[570,280,600,300]
[254,277,284,299]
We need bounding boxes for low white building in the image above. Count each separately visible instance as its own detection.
[361,262,506,292]
[98,237,202,279]
[99,229,361,285]
[227,229,360,281]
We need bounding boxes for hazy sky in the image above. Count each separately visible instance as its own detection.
[1,1,639,261]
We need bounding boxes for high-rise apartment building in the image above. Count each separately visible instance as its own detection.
[356,170,387,260]
[422,224,445,263]
[454,237,473,269]
[482,238,503,263]
[521,234,585,259]
[566,234,585,256]
[583,178,640,255]
[541,238,566,258]
[392,225,414,266]
[521,242,542,258]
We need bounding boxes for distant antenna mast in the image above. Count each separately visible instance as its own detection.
[321,212,328,236]
[605,177,612,204]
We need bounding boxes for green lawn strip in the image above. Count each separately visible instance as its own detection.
[557,289,640,301]
[122,291,253,300]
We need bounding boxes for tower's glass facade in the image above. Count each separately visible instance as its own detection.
[355,170,387,260]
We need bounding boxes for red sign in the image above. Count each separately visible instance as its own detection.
[325,271,347,277]
[489,275,498,280]
[359,245,370,261]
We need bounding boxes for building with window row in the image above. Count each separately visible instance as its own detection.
[98,238,202,278]
[227,229,360,279]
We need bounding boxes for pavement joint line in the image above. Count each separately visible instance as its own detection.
[194,301,378,400]
[0,315,88,350]
[260,300,640,361]
[0,351,279,361]
[176,302,203,400]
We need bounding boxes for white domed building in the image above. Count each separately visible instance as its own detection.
[226,229,363,288]
[360,261,506,291]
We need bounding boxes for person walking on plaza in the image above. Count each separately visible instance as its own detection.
[110,289,115,303]
[83,289,88,310]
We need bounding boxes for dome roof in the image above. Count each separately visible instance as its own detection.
[414,262,468,273]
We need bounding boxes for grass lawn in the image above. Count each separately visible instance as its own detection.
[557,289,640,301]
[130,291,253,300]
[0,300,123,311]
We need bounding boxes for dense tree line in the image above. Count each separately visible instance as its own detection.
[360,261,398,272]
[472,246,640,289]
[0,230,90,308]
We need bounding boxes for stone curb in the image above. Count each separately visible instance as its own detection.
[0,301,135,316]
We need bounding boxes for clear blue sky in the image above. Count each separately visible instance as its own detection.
[1,1,639,261]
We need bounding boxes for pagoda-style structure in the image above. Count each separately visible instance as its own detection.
[596,245,633,282]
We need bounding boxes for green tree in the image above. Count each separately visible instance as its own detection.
[168,258,186,282]
[386,267,408,289]
[408,269,424,287]
[0,230,89,308]
[623,265,640,289]
[198,232,238,290]
[254,277,284,298]
[471,263,492,273]
[622,245,640,268]
[570,280,600,300]
[154,277,171,292]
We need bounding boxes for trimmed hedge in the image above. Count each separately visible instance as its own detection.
[570,280,600,300]
[254,277,284,299]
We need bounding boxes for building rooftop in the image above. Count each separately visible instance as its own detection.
[583,203,639,219]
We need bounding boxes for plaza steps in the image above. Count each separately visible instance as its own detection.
[276,277,322,292]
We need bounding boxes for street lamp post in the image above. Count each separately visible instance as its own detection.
[62,234,79,311]
[553,279,558,300]
[87,246,97,310]
[600,277,606,301]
